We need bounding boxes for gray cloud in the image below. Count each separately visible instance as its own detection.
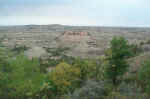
[0,0,150,26]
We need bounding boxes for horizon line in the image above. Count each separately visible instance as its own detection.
[0,24,150,28]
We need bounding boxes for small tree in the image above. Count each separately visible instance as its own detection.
[105,37,132,85]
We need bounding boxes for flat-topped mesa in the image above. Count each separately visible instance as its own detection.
[62,31,90,42]
[63,31,89,36]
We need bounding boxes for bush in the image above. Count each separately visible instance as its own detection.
[73,58,98,80]
[48,62,81,94]
[39,55,76,73]
[96,56,109,81]
[106,82,149,99]
[37,79,57,99]
[129,44,142,56]
[138,59,150,93]
[0,48,14,98]
[39,58,59,73]
[0,54,45,99]
[146,39,150,44]
[106,91,149,99]
[67,80,108,99]
[117,82,142,96]
[11,45,29,54]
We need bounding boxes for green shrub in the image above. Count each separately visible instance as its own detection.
[129,44,142,56]
[39,58,59,73]
[0,48,13,98]
[117,82,142,96]
[11,45,29,54]
[48,62,81,94]
[39,55,76,73]
[96,56,109,81]
[146,39,150,44]
[46,47,70,57]
[37,79,57,99]
[73,58,98,80]
[106,91,149,99]
[0,54,45,98]
[106,82,149,99]
[138,59,150,93]
[67,80,108,99]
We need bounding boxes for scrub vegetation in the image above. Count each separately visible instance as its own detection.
[0,36,150,99]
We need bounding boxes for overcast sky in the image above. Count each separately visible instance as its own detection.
[0,0,150,26]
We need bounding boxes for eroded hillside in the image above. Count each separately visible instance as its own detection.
[0,25,150,57]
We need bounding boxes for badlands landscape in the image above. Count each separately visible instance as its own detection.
[1,24,150,58]
[1,25,150,98]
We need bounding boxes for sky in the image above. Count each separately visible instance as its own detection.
[0,0,150,26]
